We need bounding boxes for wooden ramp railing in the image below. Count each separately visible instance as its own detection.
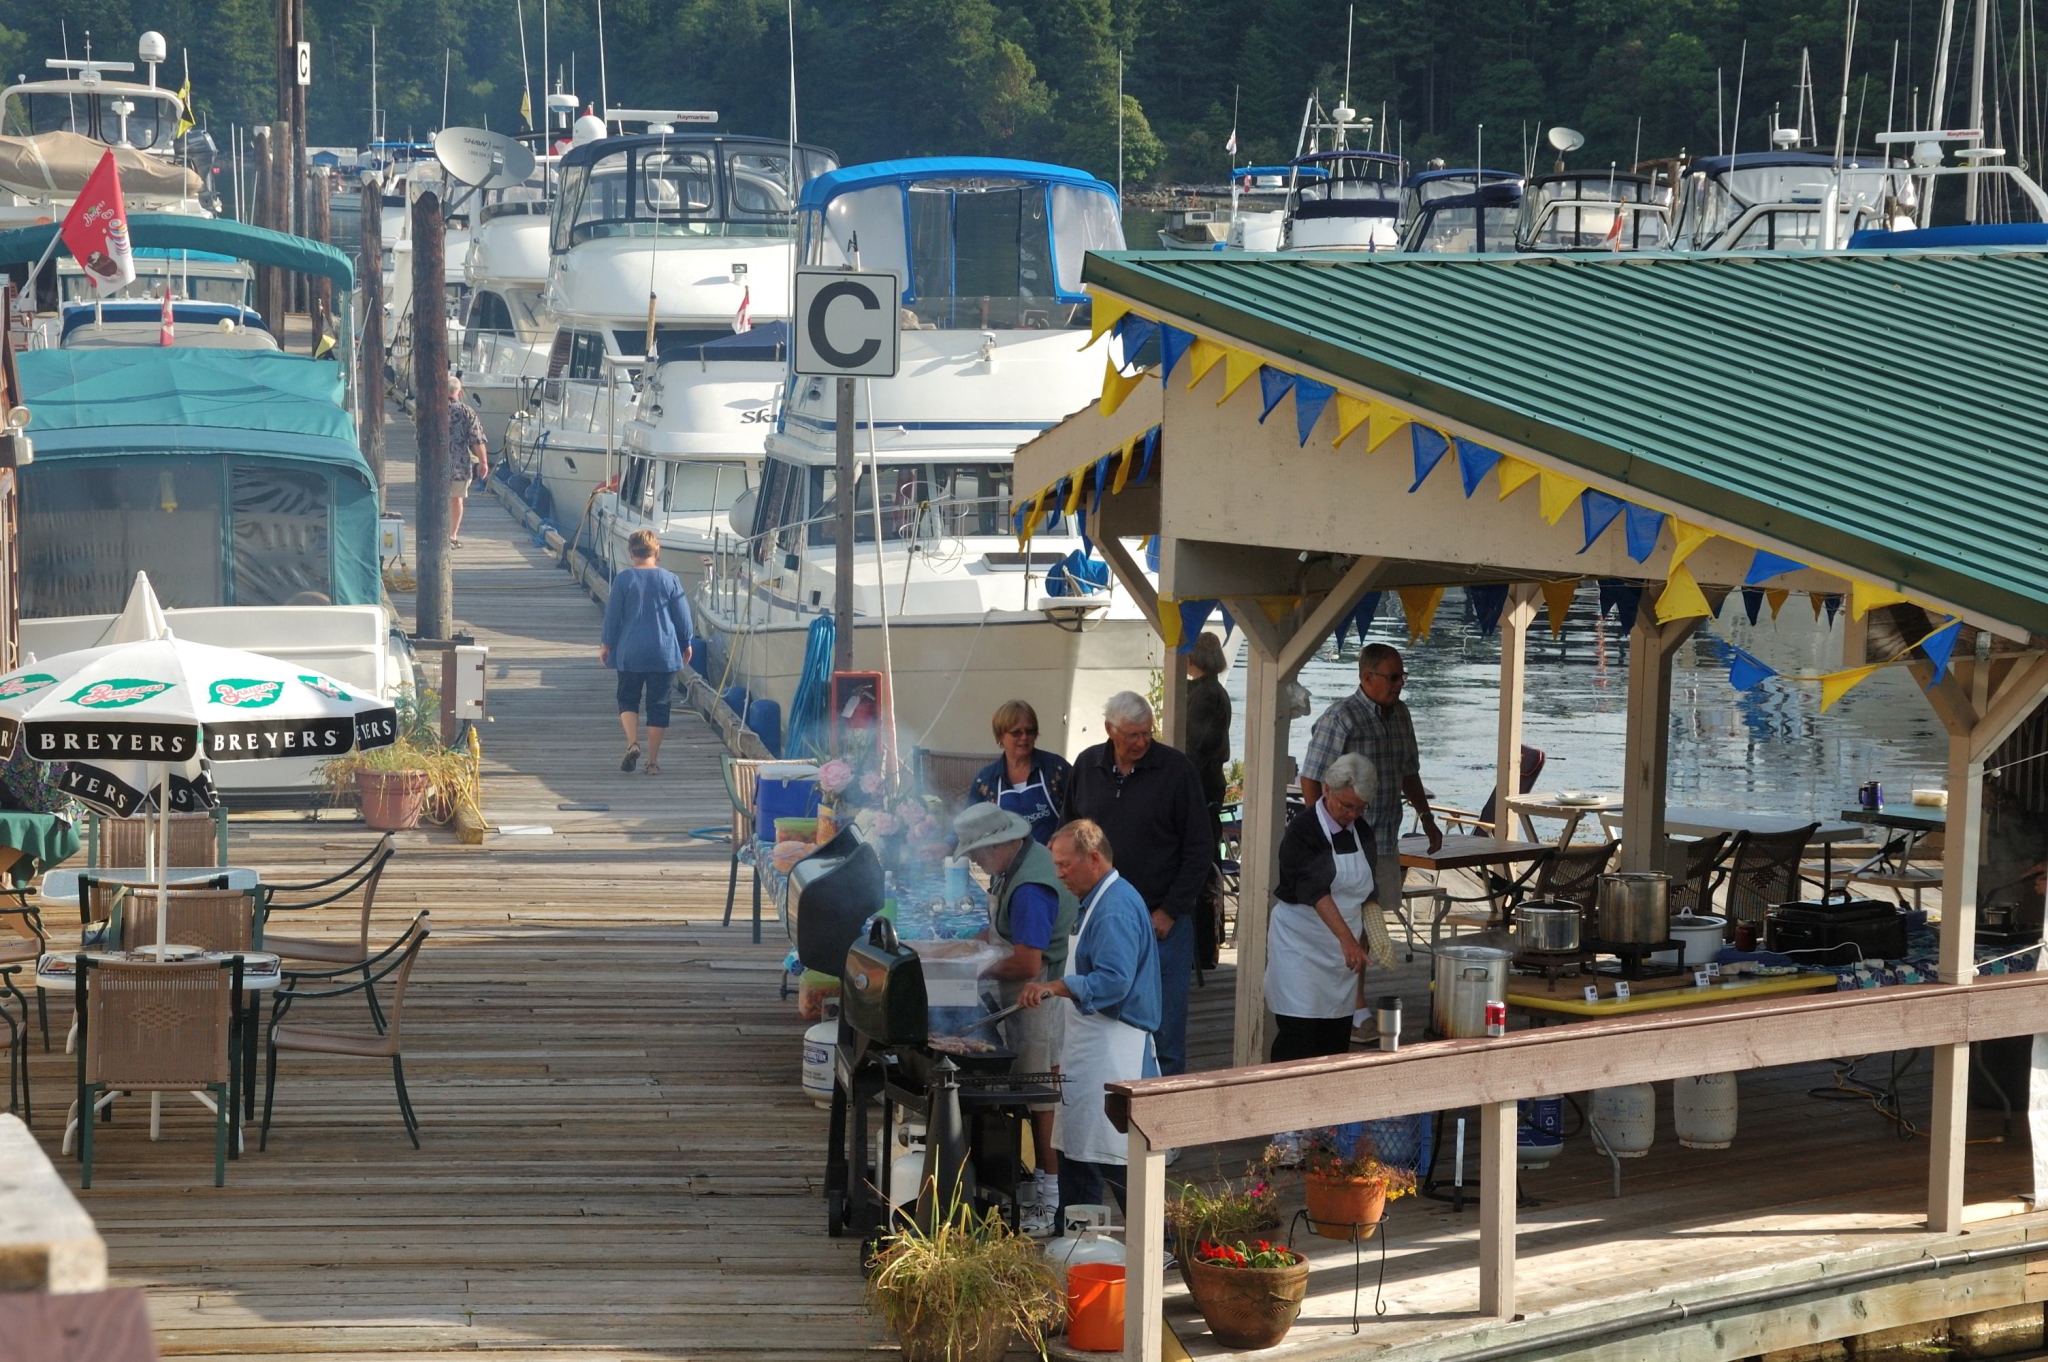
[1106,975,2048,1362]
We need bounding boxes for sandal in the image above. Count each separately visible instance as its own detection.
[645,761,662,776]
[620,744,641,773]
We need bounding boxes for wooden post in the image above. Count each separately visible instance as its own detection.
[359,177,386,495]
[307,167,332,355]
[1158,539,1188,748]
[1496,585,1537,837]
[252,129,276,330]
[1122,1126,1167,1362]
[1478,1098,1518,1317]
[272,120,293,309]
[411,193,452,641]
[1230,632,1291,1067]
[1928,1040,1970,1233]
[1618,616,1700,872]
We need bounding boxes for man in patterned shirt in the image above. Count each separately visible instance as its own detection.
[1299,643,1441,930]
[446,372,490,548]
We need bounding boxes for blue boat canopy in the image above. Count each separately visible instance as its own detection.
[1403,167,1522,188]
[1235,164,1328,181]
[0,214,352,291]
[60,302,268,341]
[1689,150,1891,177]
[656,319,789,365]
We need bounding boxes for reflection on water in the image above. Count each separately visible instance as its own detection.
[1221,590,1947,821]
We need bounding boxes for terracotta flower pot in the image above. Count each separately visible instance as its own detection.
[893,1314,1013,1362]
[1183,1254,1310,1350]
[1303,1174,1389,1242]
[356,768,431,831]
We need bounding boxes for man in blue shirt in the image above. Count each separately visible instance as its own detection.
[599,530,694,775]
[1020,819,1161,1219]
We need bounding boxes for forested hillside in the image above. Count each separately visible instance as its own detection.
[0,1,2029,184]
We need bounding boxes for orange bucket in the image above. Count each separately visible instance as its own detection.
[1066,1262,1126,1351]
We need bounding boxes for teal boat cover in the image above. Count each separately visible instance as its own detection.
[0,214,353,292]
[16,349,379,607]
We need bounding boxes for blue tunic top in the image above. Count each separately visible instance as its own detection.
[1062,870,1162,1034]
[602,565,695,673]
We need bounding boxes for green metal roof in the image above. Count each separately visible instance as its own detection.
[1084,247,2048,636]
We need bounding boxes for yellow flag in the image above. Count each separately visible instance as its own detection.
[1111,437,1138,495]
[1217,348,1261,404]
[1851,581,1913,619]
[1086,296,1130,348]
[1158,595,1183,650]
[1764,587,1790,619]
[1537,471,1587,525]
[1100,359,1145,417]
[1819,663,1886,712]
[519,85,534,132]
[1539,579,1579,637]
[1062,473,1085,518]
[1398,586,1446,642]
[1332,393,1371,448]
[1257,594,1300,622]
[1497,456,1539,500]
[1669,520,1715,573]
[1366,402,1410,451]
[1654,565,1713,623]
[1018,490,1046,543]
[176,79,195,138]
[1184,337,1228,389]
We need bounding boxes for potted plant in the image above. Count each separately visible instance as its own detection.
[317,688,478,832]
[1181,1239,1311,1350]
[1295,1131,1416,1243]
[865,1201,1062,1362]
[1164,1168,1278,1278]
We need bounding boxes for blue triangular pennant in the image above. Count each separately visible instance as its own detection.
[1409,426,1451,492]
[1824,594,1842,626]
[1115,314,1159,369]
[1076,509,1094,557]
[1144,536,1160,573]
[1744,549,1806,585]
[1219,604,1236,641]
[1622,503,1668,564]
[1089,455,1111,516]
[1138,427,1159,485]
[1579,490,1626,553]
[1257,366,1295,422]
[1741,588,1764,626]
[1728,647,1777,691]
[1598,579,1644,633]
[1468,584,1510,637]
[1294,376,1334,446]
[1921,618,1963,684]
[1159,325,1193,382]
[1454,438,1503,498]
[1178,599,1218,653]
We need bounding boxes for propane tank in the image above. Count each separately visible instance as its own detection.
[1591,1083,1656,1158]
[1516,1095,1565,1169]
[1673,1072,1739,1149]
[888,1119,930,1207]
[1046,1204,1126,1286]
[801,1000,839,1109]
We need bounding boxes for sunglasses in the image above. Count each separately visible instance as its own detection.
[1005,728,1038,738]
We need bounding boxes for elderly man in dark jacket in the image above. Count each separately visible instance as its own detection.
[1062,690,1213,1076]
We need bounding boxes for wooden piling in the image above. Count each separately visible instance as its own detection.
[307,167,332,356]
[411,192,452,640]
[359,176,386,494]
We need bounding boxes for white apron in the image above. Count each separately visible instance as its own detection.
[1263,805,1375,1019]
[1054,870,1156,1167]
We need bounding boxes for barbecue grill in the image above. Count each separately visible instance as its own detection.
[800,829,1060,1240]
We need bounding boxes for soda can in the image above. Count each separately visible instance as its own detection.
[1484,1000,1507,1038]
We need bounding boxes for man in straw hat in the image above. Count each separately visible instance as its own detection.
[956,801,1079,1236]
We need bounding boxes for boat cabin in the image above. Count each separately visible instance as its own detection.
[56,246,255,307]
[1517,171,1672,251]
[1285,150,1408,251]
[552,133,838,251]
[1398,169,1525,253]
[798,156,1121,330]
[59,301,275,350]
[1672,150,1910,252]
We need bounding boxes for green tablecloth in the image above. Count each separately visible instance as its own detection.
[0,811,79,884]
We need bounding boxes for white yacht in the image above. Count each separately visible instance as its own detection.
[1396,167,1524,253]
[457,182,554,453]
[502,128,837,531]
[1516,171,1674,252]
[1669,144,1916,251]
[692,157,1160,758]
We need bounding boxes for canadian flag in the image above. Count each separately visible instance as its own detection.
[1604,205,1629,251]
[732,285,752,334]
[159,280,175,346]
[60,150,136,294]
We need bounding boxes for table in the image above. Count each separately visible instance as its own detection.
[0,812,78,885]
[1398,835,1551,942]
[40,865,260,907]
[1841,805,1948,833]
[1591,808,1865,843]
[1506,971,1837,1019]
[1502,794,1614,845]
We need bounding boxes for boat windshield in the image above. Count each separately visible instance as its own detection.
[1520,178,1671,250]
[552,141,838,250]
[1406,204,1520,253]
[745,459,1013,546]
[1293,155,1404,208]
[2,86,184,151]
[59,257,253,306]
[620,457,756,520]
[806,175,1122,329]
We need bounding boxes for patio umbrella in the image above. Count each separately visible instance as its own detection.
[0,573,398,952]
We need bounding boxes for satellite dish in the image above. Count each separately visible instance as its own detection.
[432,127,538,192]
[1546,127,1586,154]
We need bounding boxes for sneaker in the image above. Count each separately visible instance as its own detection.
[1034,1171,1060,1215]
[1019,1198,1057,1238]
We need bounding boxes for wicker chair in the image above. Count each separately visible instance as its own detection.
[71,956,239,1188]
[109,888,263,955]
[260,837,396,1032]
[89,808,229,869]
[1664,832,1735,917]
[1532,840,1620,928]
[263,912,430,1150]
[1724,824,1823,932]
[721,757,768,941]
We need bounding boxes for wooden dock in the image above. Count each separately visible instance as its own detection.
[14,422,2046,1361]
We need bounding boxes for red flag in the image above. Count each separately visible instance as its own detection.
[1604,205,1629,251]
[732,285,752,334]
[159,280,175,346]
[60,150,136,294]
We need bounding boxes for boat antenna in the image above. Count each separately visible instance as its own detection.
[1633,116,1642,169]
[1929,0,1958,141]
[541,0,550,145]
[1730,39,1749,168]
[441,48,451,132]
[516,0,533,133]
[1476,121,1482,171]
[596,0,611,133]
[1886,40,1900,137]
[1835,0,1861,167]
[369,25,378,150]
[1967,0,1989,220]
[1716,68,1725,154]
[60,23,76,132]
[1343,4,1355,113]
[787,0,799,320]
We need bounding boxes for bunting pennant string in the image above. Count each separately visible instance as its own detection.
[1158,324,1194,382]
[1622,503,1668,564]
[1809,594,1826,622]
[1824,594,1842,626]
[1086,296,1131,347]
[1728,647,1778,691]
[1185,337,1229,389]
[1138,427,1159,485]
[1409,426,1451,492]
[1538,470,1588,525]
[1293,376,1334,446]
[1744,548,1807,585]
[1598,579,1644,633]
[1116,315,1160,366]
[1669,521,1715,573]
[1455,438,1503,497]
[1851,581,1913,619]
[1397,586,1446,642]
[1157,594,1184,650]
[1366,403,1410,452]
[1345,591,1383,648]
[1111,436,1138,495]
[1921,618,1963,684]
[1820,664,1884,712]
[1539,579,1579,637]
[1177,598,1218,653]
[1764,587,1790,619]
[1497,456,1539,501]
[1219,349,1262,404]
[1468,584,1510,636]
[1332,393,1371,448]
[1089,454,1111,517]
[1257,366,1296,422]
[1579,489,1625,552]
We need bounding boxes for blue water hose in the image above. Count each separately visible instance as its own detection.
[784,612,837,759]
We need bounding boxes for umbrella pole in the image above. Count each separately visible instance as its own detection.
[154,760,170,1138]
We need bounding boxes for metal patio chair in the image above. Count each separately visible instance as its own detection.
[721,756,770,942]
[1724,824,1823,933]
[259,835,396,1031]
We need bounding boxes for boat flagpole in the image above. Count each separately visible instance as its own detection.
[1835,0,1861,167]
[597,0,612,132]
[516,0,533,133]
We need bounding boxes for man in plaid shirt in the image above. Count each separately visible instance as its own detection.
[1299,644,1441,928]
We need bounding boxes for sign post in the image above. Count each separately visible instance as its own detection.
[793,269,900,677]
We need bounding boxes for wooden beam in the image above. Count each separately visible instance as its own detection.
[1939,727,1984,985]
[1096,532,1161,636]
[1497,586,1536,833]
[1618,616,1700,872]
[1230,639,1292,1066]
[1158,537,1188,748]
[1928,1041,1970,1233]
[1478,1099,1518,1319]
[1275,555,1383,676]
[1121,1127,1167,1362]
[1217,594,1285,661]
[1108,972,2048,1149]
[1970,650,2048,762]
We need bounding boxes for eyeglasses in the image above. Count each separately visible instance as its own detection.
[1112,726,1155,742]
[1004,728,1038,738]
[1366,669,1408,682]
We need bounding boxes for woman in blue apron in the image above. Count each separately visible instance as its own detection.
[967,700,1073,844]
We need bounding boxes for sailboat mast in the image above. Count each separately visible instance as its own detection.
[1968,0,1989,220]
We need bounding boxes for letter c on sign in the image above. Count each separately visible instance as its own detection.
[808,280,881,369]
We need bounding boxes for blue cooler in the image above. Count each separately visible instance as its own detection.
[755,762,821,843]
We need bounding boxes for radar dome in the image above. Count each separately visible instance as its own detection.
[572,113,606,146]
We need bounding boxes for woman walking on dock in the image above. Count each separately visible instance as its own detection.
[600,530,694,775]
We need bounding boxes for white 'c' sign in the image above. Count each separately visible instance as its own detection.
[793,268,900,378]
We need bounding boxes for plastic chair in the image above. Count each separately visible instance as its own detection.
[263,911,430,1151]
[89,807,229,869]
[70,956,239,1188]
[721,757,769,942]
[1724,824,1823,932]
[259,836,396,1031]
[1839,830,1945,910]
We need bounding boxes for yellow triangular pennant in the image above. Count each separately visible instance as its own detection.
[1539,579,1579,637]
[1184,338,1228,389]
[1062,474,1084,518]
[1654,564,1713,623]
[1764,587,1790,619]
[1397,586,1446,642]
[1018,490,1047,544]
[1809,593,1826,621]
[1158,594,1183,650]
[1217,349,1261,405]
[1332,393,1371,448]
[1497,456,1539,501]
[1086,296,1130,348]
[1257,594,1302,623]
[1111,438,1138,495]
[1819,663,1886,712]
[1366,402,1410,452]
[1100,359,1145,418]
[1851,581,1913,619]
[1537,471,1588,525]
[1669,521,1715,573]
